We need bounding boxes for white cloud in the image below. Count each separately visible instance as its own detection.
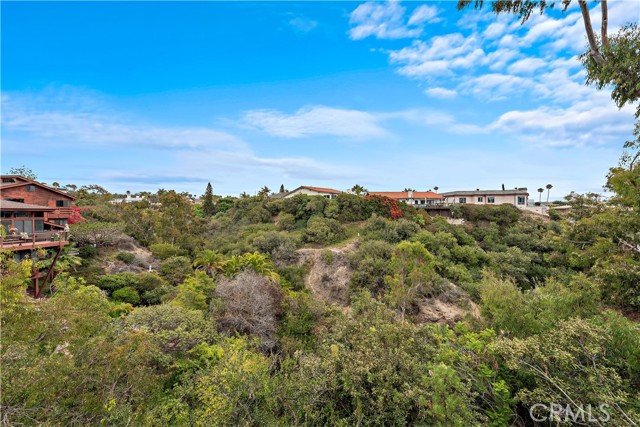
[242,106,389,138]
[348,1,439,40]
[389,34,485,77]
[1,92,243,150]
[425,87,457,99]
[289,16,318,33]
[1,89,363,190]
[407,5,439,26]
[486,94,637,147]
[506,57,547,74]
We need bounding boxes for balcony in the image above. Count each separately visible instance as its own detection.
[47,207,74,220]
[1,231,70,251]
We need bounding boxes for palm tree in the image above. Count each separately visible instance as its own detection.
[433,186,439,192]
[193,250,227,277]
[537,188,544,203]
[545,184,553,205]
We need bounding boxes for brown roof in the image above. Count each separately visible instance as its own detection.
[292,186,342,194]
[0,200,55,211]
[369,191,443,199]
[0,175,76,200]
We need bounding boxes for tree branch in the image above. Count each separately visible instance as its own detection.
[601,0,610,51]
[578,0,606,66]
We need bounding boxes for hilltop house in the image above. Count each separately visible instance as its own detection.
[1,175,77,297]
[440,188,529,208]
[368,190,444,208]
[1,175,76,232]
[282,186,342,199]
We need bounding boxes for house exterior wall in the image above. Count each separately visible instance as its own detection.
[284,188,338,199]
[1,186,74,208]
[444,193,528,207]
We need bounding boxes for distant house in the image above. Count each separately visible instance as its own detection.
[440,188,529,208]
[110,194,146,204]
[283,186,342,199]
[368,190,444,208]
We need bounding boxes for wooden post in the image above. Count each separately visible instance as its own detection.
[40,247,62,297]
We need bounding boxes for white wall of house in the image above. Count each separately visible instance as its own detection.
[444,193,528,208]
[283,188,338,199]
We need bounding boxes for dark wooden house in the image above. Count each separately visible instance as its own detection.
[1,175,77,296]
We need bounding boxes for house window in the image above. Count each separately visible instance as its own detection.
[26,185,36,192]
[517,196,526,205]
[2,178,15,183]
[414,200,419,205]
[488,197,495,203]
[458,197,467,204]
[477,197,483,202]
[4,198,24,203]
[35,220,44,232]
[56,200,70,207]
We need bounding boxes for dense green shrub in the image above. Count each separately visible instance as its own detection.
[78,245,97,259]
[459,204,520,227]
[363,215,419,243]
[115,251,136,264]
[97,272,139,293]
[149,243,182,260]
[159,256,193,285]
[303,216,346,245]
[349,240,395,295]
[276,212,296,231]
[253,231,299,264]
[320,249,334,265]
[111,286,141,305]
[277,264,308,291]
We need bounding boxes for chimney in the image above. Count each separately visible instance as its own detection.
[501,184,505,191]
[408,190,413,198]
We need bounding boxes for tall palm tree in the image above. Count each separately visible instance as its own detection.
[433,186,439,192]
[193,250,227,277]
[537,188,544,203]
[545,184,553,205]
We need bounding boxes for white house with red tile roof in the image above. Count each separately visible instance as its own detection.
[368,190,444,208]
[282,186,342,199]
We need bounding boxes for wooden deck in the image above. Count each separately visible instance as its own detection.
[1,231,69,251]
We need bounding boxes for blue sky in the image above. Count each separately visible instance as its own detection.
[2,1,638,198]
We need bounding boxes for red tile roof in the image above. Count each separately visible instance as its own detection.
[369,191,443,199]
[301,186,342,194]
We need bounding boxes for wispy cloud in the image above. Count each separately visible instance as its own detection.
[348,1,439,40]
[242,106,389,138]
[1,88,362,191]
[1,91,244,150]
[289,16,318,33]
[424,87,457,99]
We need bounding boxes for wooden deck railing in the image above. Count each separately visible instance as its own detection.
[1,231,69,250]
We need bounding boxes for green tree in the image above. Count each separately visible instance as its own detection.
[202,182,215,216]
[350,184,368,195]
[7,165,37,180]
[385,241,436,320]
